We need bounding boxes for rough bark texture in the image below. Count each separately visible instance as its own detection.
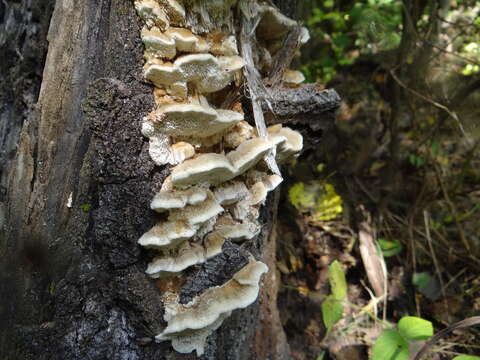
[1,1,339,359]
[262,86,341,157]
[0,1,288,359]
[0,0,55,212]
[0,0,56,351]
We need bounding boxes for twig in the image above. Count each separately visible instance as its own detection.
[354,176,378,203]
[423,210,450,323]
[239,0,280,175]
[422,39,480,65]
[443,268,467,290]
[454,138,480,193]
[433,163,471,251]
[389,69,466,136]
[431,223,480,266]
[266,25,303,87]
[436,15,478,28]
[413,316,480,360]
[407,214,417,274]
[424,15,477,66]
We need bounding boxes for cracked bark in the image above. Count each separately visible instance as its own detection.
[0,1,339,359]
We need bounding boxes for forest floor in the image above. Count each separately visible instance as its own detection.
[275,70,480,360]
[276,187,480,360]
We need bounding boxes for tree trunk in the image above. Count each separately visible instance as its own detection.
[1,1,339,359]
[0,0,290,359]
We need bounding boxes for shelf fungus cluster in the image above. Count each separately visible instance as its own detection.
[134,0,305,355]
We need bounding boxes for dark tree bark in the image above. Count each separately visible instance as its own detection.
[0,1,286,359]
[0,1,339,359]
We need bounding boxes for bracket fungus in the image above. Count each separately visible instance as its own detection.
[283,69,306,85]
[169,134,292,186]
[213,181,249,205]
[151,185,208,212]
[211,216,261,242]
[268,124,304,163]
[144,54,245,93]
[135,0,169,29]
[134,0,306,355]
[147,103,243,138]
[156,259,268,355]
[146,218,259,279]
[141,27,177,59]
[156,0,185,25]
[138,220,198,249]
[145,235,224,278]
[166,27,209,52]
[168,192,224,225]
[135,0,185,29]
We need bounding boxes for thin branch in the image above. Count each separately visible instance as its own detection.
[413,316,480,360]
[437,14,479,28]
[239,0,280,175]
[423,210,450,323]
[389,69,466,136]
[265,25,303,87]
[433,162,471,251]
[422,39,480,65]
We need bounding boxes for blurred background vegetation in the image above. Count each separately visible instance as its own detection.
[274,0,480,359]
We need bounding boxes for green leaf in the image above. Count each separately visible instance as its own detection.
[288,182,316,210]
[372,330,409,360]
[328,260,347,300]
[408,154,425,168]
[412,272,441,300]
[316,351,326,360]
[398,316,433,341]
[80,203,92,212]
[321,295,343,330]
[453,356,480,360]
[412,272,432,291]
[378,238,403,257]
[323,0,334,8]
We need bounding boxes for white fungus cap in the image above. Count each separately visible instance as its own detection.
[135,0,169,29]
[138,221,198,249]
[168,192,224,225]
[267,125,303,163]
[150,186,208,212]
[145,54,245,93]
[148,103,243,138]
[155,259,268,355]
[282,69,306,84]
[141,27,176,59]
[170,135,288,187]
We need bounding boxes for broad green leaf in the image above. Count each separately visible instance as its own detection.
[321,295,343,330]
[398,316,433,341]
[378,238,403,257]
[452,356,480,360]
[328,260,347,300]
[372,330,409,360]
